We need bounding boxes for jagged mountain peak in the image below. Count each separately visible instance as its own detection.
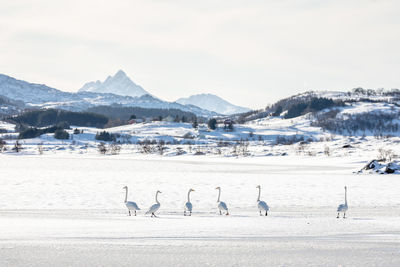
[79,70,148,98]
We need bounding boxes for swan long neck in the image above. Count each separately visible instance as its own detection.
[187,190,191,202]
[156,191,160,204]
[217,188,221,202]
[345,188,347,205]
[257,187,261,202]
[124,187,128,203]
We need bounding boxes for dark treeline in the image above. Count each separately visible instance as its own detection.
[236,96,341,123]
[8,109,109,128]
[86,105,198,121]
[18,122,70,139]
[312,110,400,136]
[284,97,337,119]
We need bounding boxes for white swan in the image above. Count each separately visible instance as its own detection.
[215,187,229,215]
[256,185,269,216]
[145,190,162,217]
[337,186,348,218]
[123,186,141,216]
[184,188,195,216]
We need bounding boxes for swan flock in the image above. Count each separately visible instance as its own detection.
[123,185,349,218]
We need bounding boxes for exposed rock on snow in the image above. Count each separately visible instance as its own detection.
[359,160,400,174]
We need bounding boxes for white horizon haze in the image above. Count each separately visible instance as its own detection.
[1,0,399,109]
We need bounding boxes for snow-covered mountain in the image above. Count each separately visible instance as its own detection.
[0,73,217,117]
[78,70,148,98]
[176,93,251,115]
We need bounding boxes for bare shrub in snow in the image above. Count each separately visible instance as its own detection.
[13,141,22,152]
[138,139,155,154]
[0,139,7,152]
[110,143,121,155]
[37,142,44,155]
[377,148,395,162]
[324,145,331,156]
[156,140,166,155]
[231,144,238,157]
[98,142,108,154]
[237,139,250,156]
[296,142,307,155]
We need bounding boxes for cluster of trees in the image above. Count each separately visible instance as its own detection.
[18,122,70,139]
[284,98,336,119]
[312,110,400,136]
[98,142,121,155]
[234,93,341,123]
[95,131,116,142]
[9,109,109,128]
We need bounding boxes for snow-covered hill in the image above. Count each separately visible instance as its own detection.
[0,95,25,116]
[177,93,251,115]
[78,70,148,98]
[0,73,217,117]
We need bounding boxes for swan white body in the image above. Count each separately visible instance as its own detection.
[146,190,162,217]
[256,185,269,216]
[123,186,140,216]
[337,186,348,218]
[215,187,229,215]
[184,188,195,216]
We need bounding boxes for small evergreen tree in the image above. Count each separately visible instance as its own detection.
[54,129,70,139]
[208,118,217,130]
[192,118,198,129]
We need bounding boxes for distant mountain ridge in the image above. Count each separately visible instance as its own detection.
[79,70,149,98]
[0,73,217,117]
[176,93,251,115]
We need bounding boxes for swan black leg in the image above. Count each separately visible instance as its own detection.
[343,213,346,219]
[219,210,222,215]
[128,210,131,216]
[337,213,339,218]
[189,211,192,216]
[135,210,137,216]
[265,211,268,216]
[184,211,186,216]
[259,210,262,216]
[226,211,229,216]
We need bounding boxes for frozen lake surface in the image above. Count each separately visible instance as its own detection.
[0,155,399,266]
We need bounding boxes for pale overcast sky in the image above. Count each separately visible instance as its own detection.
[1,0,399,108]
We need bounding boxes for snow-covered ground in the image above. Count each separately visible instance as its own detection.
[1,100,400,266]
[0,154,399,266]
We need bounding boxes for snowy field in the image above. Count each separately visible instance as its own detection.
[0,154,400,266]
